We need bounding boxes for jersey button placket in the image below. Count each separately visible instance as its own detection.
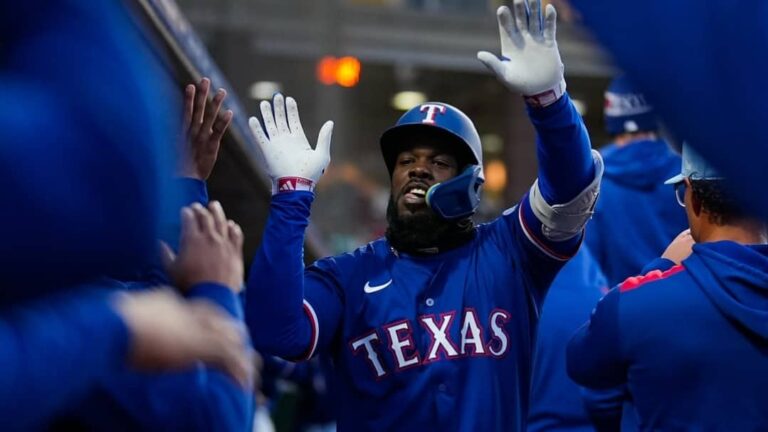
[425,298,434,307]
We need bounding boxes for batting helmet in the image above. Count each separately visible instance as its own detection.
[379,102,484,220]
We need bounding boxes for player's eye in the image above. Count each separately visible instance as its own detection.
[433,158,452,168]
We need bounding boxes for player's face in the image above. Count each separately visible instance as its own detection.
[391,143,459,218]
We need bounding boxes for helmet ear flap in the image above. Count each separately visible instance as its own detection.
[426,166,484,220]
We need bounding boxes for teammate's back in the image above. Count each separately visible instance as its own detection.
[569,241,768,431]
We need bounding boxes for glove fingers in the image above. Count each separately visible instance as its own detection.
[315,120,334,163]
[497,5,521,53]
[544,4,557,44]
[285,96,306,138]
[248,116,270,154]
[272,93,290,136]
[529,0,543,38]
[512,0,528,37]
[259,100,278,140]
[477,51,505,78]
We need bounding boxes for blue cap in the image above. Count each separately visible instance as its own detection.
[664,142,723,184]
[604,75,658,135]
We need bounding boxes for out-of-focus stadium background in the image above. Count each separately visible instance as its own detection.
[136,0,615,263]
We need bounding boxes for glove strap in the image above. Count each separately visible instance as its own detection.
[524,78,567,108]
[272,177,315,195]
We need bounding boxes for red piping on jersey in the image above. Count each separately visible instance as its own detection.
[619,265,685,293]
[299,301,319,360]
[517,205,575,261]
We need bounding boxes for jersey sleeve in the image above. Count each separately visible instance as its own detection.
[566,287,627,389]
[88,363,253,432]
[80,282,254,432]
[245,192,343,361]
[301,259,346,359]
[493,204,572,310]
[494,93,602,307]
[0,290,130,431]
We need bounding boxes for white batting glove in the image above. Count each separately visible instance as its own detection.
[248,94,333,194]
[478,0,565,107]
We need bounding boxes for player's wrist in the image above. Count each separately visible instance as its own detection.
[272,176,316,195]
[523,78,566,108]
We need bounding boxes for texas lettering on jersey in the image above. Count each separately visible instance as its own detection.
[349,307,512,378]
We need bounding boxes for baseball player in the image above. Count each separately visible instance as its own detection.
[567,143,768,430]
[246,0,603,430]
[585,76,687,286]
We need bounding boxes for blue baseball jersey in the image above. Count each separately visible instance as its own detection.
[247,94,597,431]
[309,204,568,431]
[567,241,768,430]
[255,193,573,431]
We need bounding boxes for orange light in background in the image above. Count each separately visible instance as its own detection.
[484,159,507,193]
[316,56,361,87]
[316,56,338,85]
[336,56,361,87]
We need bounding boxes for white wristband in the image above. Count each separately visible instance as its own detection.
[524,78,567,108]
[273,176,315,194]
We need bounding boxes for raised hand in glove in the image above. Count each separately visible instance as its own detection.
[478,0,565,107]
[248,94,334,194]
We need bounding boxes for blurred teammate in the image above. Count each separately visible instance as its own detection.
[51,80,255,431]
[568,144,768,430]
[246,1,603,429]
[585,76,687,286]
[569,0,768,219]
[0,1,252,430]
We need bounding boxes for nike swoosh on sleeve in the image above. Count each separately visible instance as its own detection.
[364,280,392,294]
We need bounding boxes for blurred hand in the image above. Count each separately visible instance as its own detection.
[662,229,695,264]
[248,93,333,194]
[161,201,245,293]
[477,0,566,107]
[113,289,254,388]
[180,78,233,180]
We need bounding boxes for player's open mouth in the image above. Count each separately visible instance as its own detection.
[404,188,426,204]
[403,183,429,205]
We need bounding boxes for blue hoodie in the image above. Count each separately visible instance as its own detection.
[567,241,768,430]
[529,247,608,432]
[585,140,688,286]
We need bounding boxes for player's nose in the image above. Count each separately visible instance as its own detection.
[408,163,433,180]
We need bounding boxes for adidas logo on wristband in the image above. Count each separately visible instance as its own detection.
[274,177,315,194]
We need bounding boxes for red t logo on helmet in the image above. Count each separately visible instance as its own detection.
[420,104,447,124]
